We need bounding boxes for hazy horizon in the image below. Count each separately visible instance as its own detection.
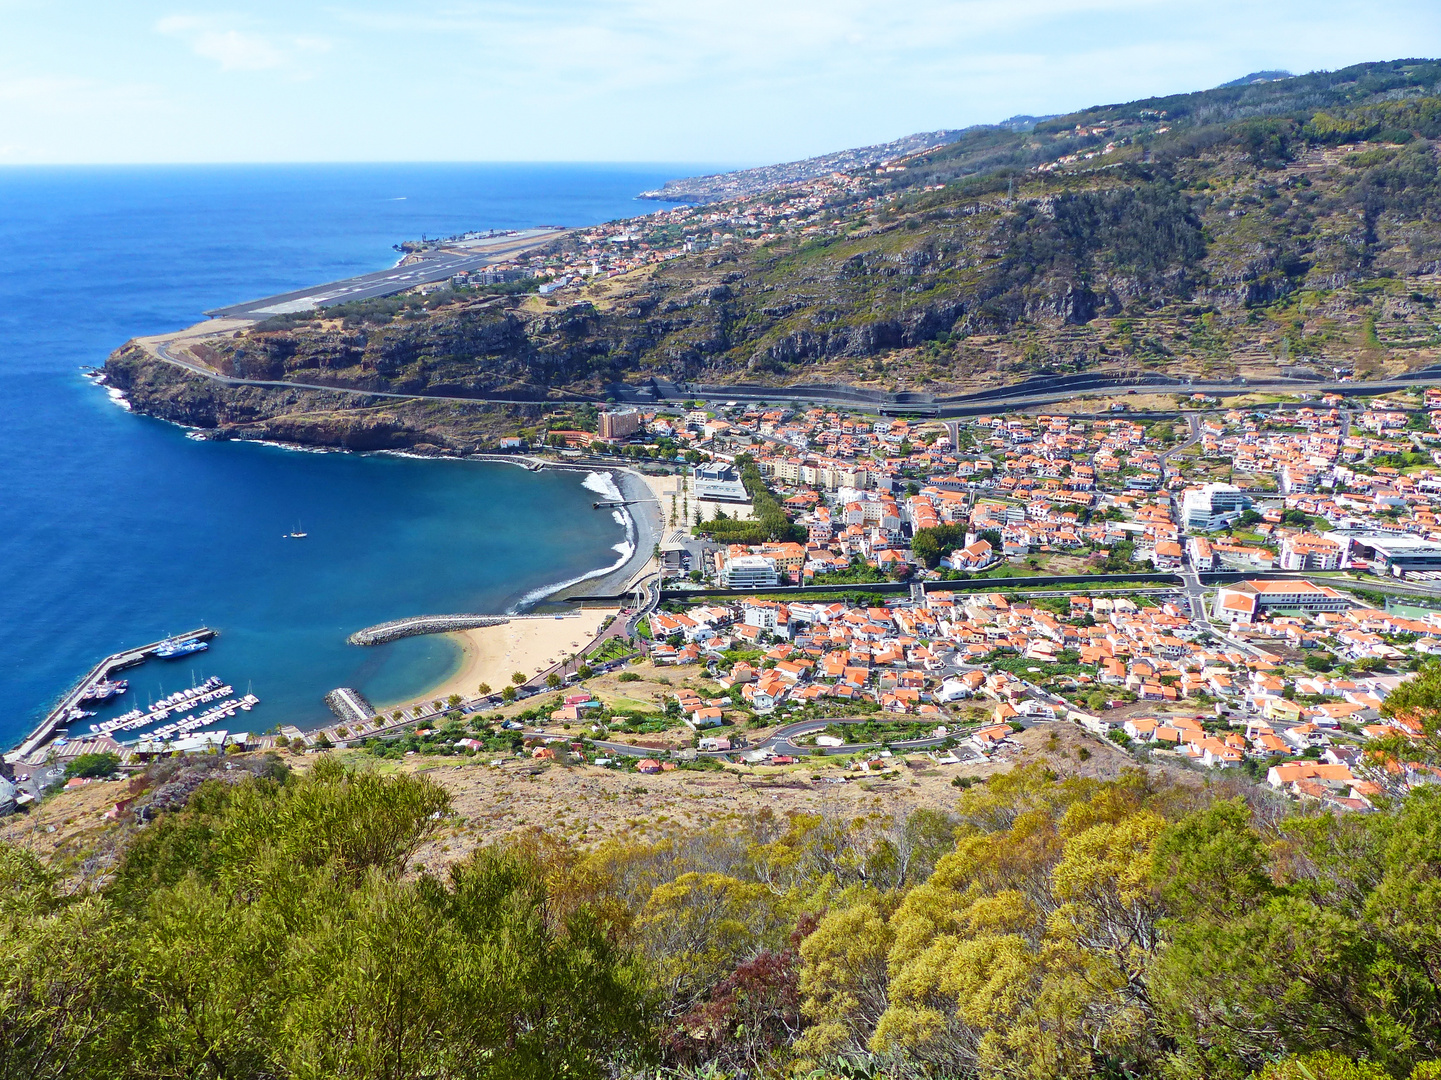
[3,1,1439,168]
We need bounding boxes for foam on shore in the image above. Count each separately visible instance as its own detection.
[507,470,638,613]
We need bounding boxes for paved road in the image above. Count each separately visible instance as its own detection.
[1161,413,1204,480]
[669,371,1441,418]
[760,717,961,756]
[205,230,566,319]
[135,321,1441,424]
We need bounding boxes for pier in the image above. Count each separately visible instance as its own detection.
[6,628,216,762]
[348,611,585,646]
[592,500,641,509]
[325,687,377,726]
[348,614,510,646]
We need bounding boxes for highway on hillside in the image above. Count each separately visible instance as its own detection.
[146,327,610,407]
[205,229,566,320]
[134,321,1441,423]
[671,372,1441,417]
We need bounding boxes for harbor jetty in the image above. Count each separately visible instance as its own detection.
[348,614,509,646]
[325,687,376,726]
[5,628,216,762]
[348,611,587,647]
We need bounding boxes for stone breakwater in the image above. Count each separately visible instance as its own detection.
[348,615,510,646]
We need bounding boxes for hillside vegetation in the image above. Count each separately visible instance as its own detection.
[105,58,1441,444]
[6,749,1441,1080]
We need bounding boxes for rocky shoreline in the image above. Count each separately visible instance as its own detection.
[103,344,542,455]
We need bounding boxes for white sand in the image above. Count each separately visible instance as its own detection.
[393,608,619,706]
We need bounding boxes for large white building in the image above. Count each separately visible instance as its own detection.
[1279,534,1345,571]
[721,554,779,589]
[1336,532,1441,574]
[694,462,750,503]
[1181,484,1252,531]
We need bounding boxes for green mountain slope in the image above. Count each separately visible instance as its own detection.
[107,58,1441,443]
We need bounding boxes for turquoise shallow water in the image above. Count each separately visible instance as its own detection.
[0,163,694,743]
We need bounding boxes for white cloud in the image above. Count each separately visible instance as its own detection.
[155,15,330,72]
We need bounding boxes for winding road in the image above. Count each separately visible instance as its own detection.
[147,331,604,408]
[131,326,1441,426]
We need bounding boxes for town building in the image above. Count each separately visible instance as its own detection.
[1337,532,1441,574]
[1181,483,1252,531]
[721,553,780,589]
[1279,534,1344,571]
[1214,579,1355,623]
[598,409,641,441]
[693,461,750,502]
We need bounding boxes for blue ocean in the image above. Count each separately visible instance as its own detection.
[0,164,697,747]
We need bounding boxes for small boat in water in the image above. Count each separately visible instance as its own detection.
[286,521,308,539]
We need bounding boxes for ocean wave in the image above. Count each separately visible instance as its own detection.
[582,470,624,501]
[231,438,342,455]
[507,471,638,613]
[104,387,132,412]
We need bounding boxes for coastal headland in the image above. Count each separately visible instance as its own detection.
[98,61,1441,461]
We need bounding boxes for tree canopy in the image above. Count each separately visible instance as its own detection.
[5,757,1441,1079]
[0,758,652,1080]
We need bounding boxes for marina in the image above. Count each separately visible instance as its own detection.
[88,676,231,735]
[4,628,216,764]
[141,693,260,743]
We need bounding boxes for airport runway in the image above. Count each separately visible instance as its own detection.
[205,228,566,320]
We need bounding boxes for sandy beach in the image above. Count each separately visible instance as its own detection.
[389,607,620,706]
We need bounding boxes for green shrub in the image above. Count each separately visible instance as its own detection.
[64,752,119,779]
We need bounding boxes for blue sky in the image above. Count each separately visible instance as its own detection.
[2,0,1439,165]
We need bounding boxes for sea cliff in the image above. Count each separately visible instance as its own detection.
[103,344,541,455]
